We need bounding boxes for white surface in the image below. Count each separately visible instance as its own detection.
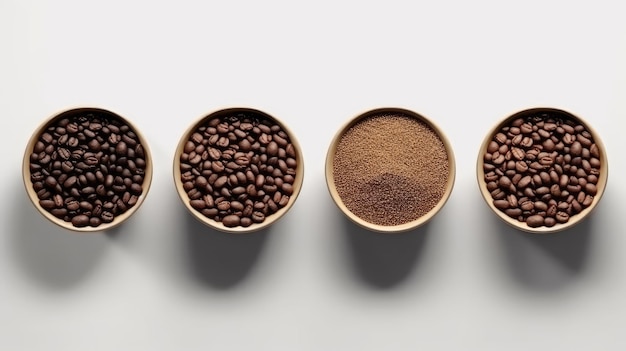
[2,1,626,350]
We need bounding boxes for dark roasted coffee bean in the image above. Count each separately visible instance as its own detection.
[585,183,597,196]
[285,143,296,158]
[71,214,90,227]
[493,199,510,210]
[222,215,241,227]
[190,199,206,210]
[217,201,231,211]
[101,211,114,223]
[214,176,228,188]
[40,199,56,209]
[281,183,294,196]
[505,208,522,218]
[251,211,265,223]
[555,211,570,223]
[129,183,142,195]
[230,201,244,212]
[211,161,225,173]
[526,215,545,228]
[267,141,279,156]
[89,217,102,227]
[240,217,252,227]
[50,208,67,218]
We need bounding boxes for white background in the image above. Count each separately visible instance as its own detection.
[2,1,625,350]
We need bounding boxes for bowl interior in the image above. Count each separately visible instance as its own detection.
[22,107,153,232]
[325,107,456,233]
[476,107,608,233]
[173,107,304,233]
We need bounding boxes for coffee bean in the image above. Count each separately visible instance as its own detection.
[570,141,582,156]
[39,199,56,209]
[504,208,522,218]
[217,201,231,211]
[490,188,506,200]
[493,199,509,210]
[281,183,294,196]
[214,176,228,188]
[584,183,597,196]
[251,211,265,223]
[510,147,525,161]
[239,217,252,227]
[130,183,142,195]
[49,208,66,218]
[222,215,241,227]
[45,176,57,188]
[526,215,544,227]
[555,211,569,223]
[190,199,206,210]
[71,214,90,227]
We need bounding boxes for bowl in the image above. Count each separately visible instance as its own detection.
[476,107,608,233]
[173,107,304,233]
[325,107,456,233]
[23,107,153,232]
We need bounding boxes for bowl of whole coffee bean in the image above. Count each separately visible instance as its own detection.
[477,107,608,233]
[23,107,153,232]
[174,107,303,233]
[326,107,456,233]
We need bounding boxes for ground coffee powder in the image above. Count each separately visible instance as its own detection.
[332,113,449,226]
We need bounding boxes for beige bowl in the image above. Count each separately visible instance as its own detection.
[477,107,608,233]
[173,107,304,233]
[325,107,456,233]
[22,107,153,232]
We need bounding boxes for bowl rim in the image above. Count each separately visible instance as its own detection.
[325,107,456,234]
[172,106,304,234]
[22,106,154,233]
[476,106,609,234]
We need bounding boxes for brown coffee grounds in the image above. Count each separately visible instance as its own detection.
[332,113,449,226]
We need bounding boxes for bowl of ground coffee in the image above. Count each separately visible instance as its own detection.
[325,107,455,233]
[477,107,608,233]
[23,107,153,232]
[174,107,304,233]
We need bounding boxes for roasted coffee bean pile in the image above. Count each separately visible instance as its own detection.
[29,112,147,228]
[483,112,601,228]
[180,113,298,228]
